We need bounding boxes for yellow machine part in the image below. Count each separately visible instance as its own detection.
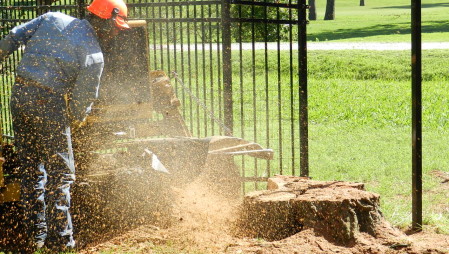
[80,20,190,139]
[0,126,21,203]
[0,183,20,203]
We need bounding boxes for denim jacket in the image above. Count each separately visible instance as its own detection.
[0,12,104,122]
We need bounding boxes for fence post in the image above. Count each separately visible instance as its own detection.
[222,0,233,136]
[411,0,422,232]
[36,0,50,16]
[78,0,86,19]
[298,0,308,177]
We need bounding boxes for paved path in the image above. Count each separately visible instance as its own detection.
[308,42,449,50]
[151,42,449,51]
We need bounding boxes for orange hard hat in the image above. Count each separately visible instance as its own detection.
[87,0,130,29]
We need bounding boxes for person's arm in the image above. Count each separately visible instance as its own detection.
[69,52,104,124]
[0,14,47,61]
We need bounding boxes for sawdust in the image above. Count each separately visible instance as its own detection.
[78,177,449,254]
[80,178,240,253]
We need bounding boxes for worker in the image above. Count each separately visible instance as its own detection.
[0,0,129,252]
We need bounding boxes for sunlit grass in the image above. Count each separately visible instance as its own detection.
[210,48,449,233]
[306,48,449,232]
[308,0,449,42]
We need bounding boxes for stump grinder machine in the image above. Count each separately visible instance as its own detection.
[0,21,273,248]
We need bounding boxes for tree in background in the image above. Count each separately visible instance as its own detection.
[324,0,335,20]
[360,0,365,6]
[308,0,316,20]
[230,4,294,42]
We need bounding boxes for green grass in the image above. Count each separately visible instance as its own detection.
[306,49,449,232]
[147,46,449,232]
[308,0,449,42]
[163,47,449,232]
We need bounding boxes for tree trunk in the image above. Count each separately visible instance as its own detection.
[360,0,365,6]
[236,176,402,245]
[308,0,317,20]
[324,0,335,20]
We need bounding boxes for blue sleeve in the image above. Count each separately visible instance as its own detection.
[0,14,46,60]
[69,52,104,122]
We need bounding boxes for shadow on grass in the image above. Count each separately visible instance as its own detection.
[308,20,449,41]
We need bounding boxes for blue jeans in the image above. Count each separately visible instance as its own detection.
[11,82,76,250]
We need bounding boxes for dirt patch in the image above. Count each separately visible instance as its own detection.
[79,176,449,254]
[80,177,241,253]
[431,170,449,184]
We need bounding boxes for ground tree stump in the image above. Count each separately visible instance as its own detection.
[236,176,389,245]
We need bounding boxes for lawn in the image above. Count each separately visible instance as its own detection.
[308,0,449,42]
[168,47,449,231]
[307,49,449,231]
[304,0,449,231]
[125,36,449,230]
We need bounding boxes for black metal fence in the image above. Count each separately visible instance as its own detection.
[0,0,307,190]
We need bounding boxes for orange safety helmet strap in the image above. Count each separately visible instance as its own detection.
[87,0,130,29]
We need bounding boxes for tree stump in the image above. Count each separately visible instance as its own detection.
[236,176,390,246]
